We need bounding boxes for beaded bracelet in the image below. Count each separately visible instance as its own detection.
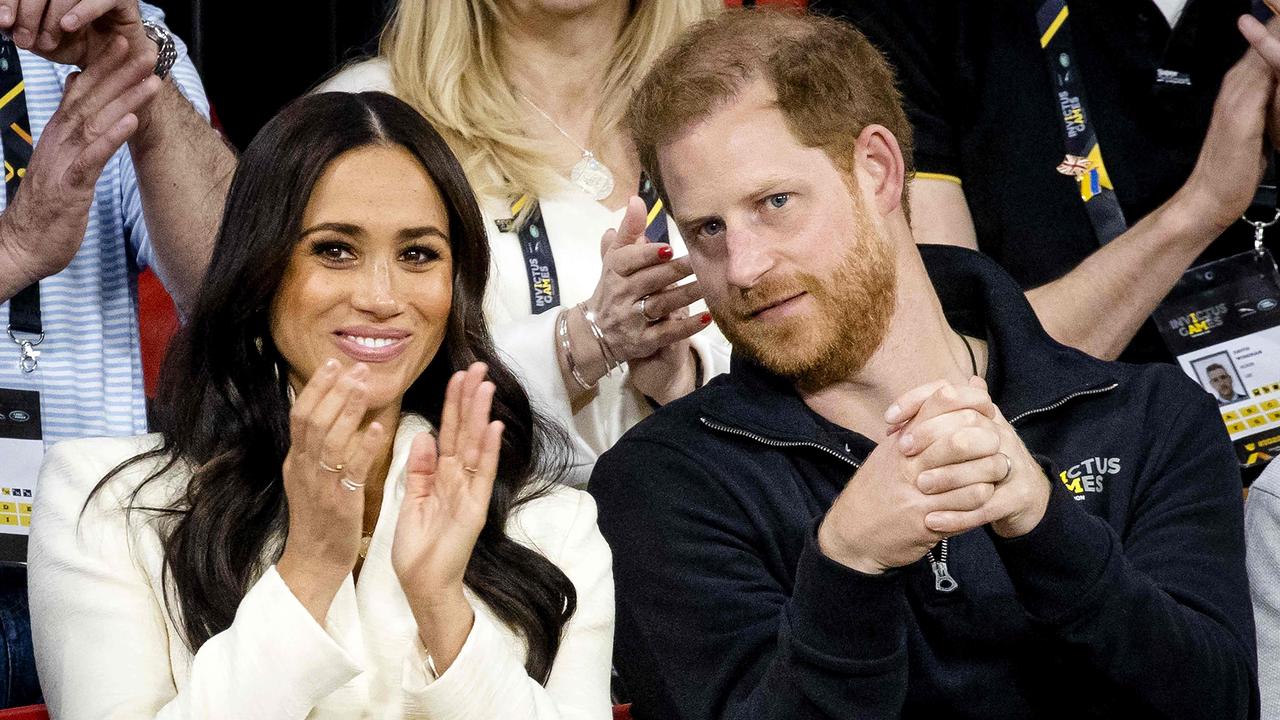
[558,308,596,391]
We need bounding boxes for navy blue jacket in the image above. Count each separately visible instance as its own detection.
[590,245,1258,719]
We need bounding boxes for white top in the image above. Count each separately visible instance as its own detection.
[28,414,614,719]
[1150,0,1189,27]
[318,61,731,487]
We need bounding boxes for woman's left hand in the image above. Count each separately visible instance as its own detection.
[393,362,504,618]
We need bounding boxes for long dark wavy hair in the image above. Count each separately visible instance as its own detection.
[94,91,577,681]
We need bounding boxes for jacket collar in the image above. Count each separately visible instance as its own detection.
[698,244,1121,441]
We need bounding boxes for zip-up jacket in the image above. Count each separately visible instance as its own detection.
[590,245,1258,719]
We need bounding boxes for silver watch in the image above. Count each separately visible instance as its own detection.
[140,19,177,79]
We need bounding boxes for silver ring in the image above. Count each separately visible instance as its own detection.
[997,452,1013,482]
[636,295,662,324]
[339,477,366,492]
[319,459,345,474]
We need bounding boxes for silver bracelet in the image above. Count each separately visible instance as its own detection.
[558,308,596,391]
[579,303,623,375]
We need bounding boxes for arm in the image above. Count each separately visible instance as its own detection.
[402,489,615,719]
[28,442,363,720]
[590,439,911,720]
[121,8,234,313]
[911,44,1273,360]
[1246,471,1280,720]
[991,375,1257,719]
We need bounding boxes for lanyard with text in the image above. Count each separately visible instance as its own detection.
[499,173,669,315]
[1036,0,1128,245]
[0,37,38,372]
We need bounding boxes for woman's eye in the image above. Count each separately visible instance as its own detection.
[313,242,355,262]
[401,246,442,265]
[767,193,789,209]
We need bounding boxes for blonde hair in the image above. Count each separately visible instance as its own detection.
[381,0,719,201]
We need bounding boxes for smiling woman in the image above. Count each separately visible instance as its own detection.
[26,92,614,719]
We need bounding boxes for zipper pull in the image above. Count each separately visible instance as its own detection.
[930,558,959,593]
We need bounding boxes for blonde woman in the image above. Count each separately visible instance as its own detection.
[321,0,726,487]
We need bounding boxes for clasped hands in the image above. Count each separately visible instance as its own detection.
[818,377,1050,575]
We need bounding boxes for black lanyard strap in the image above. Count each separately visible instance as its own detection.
[506,172,669,315]
[1036,0,1129,246]
[0,38,38,341]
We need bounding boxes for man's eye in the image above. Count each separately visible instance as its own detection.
[767,193,789,209]
[700,219,725,237]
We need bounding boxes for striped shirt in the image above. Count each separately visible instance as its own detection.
[0,3,210,449]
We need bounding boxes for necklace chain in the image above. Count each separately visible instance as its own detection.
[519,92,595,158]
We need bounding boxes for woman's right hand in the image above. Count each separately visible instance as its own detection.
[584,196,711,364]
[276,358,387,622]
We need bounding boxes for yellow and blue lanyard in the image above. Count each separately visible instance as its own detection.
[1036,0,1129,245]
[0,37,38,372]
[505,173,669,315]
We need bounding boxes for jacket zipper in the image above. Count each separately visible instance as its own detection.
[699,381,1118,596]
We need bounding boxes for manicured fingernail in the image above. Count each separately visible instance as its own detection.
[700,311,712,324]
[13,28,31,47]
[898,433,914,453]
[658,246,674,261]
[884,404,902,423]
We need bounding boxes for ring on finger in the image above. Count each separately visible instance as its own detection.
[319,459,346,474]
[339,477,366,492]
[636,295,662,324]
[462,465,480,476]
[996,451,1013,482]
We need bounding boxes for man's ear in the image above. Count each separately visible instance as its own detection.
[850,124,907,218]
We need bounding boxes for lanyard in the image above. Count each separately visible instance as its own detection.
[0,38,38,372]
[1036,0,1129,245]
[501,173,670,315]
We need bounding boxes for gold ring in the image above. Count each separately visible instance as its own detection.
[319,459,345,474]
[339,477,366,492]
[997,452,1013,482]
[462,465,480,476]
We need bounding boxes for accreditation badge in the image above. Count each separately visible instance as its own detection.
[0,387,39,562]
[1154,217,1280,469]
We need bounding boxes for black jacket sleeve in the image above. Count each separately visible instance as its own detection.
[993,371,1259,719]
[591,437,910,720]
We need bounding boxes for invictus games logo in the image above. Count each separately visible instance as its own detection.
[1058,91,1085,139]
[1167,303,1228,338]
[1059,457,1121,500]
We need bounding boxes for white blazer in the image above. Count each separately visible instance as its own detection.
[28,414,615,719]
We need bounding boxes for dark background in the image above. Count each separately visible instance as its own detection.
[149,0,396,149]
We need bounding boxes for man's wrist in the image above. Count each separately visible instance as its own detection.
[0,213,44,297]
[1165,182,1241,249]
[816,516,886,575]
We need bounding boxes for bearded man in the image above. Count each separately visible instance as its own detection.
[589,10,1260,720]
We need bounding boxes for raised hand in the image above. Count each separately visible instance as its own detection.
[0,33,158,299]
[276,360,386,622]
[393,362,503,675]
[818,378,1006,574]
[584,196,711,366]
[393,362,503,608]
[0,0,146,67]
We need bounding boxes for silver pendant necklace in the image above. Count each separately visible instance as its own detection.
[519,92,615,201]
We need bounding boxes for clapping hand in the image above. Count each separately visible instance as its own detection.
[393,362,503,611]
[0,0,146,68]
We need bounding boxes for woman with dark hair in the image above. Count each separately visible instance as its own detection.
[27,91,613,719]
